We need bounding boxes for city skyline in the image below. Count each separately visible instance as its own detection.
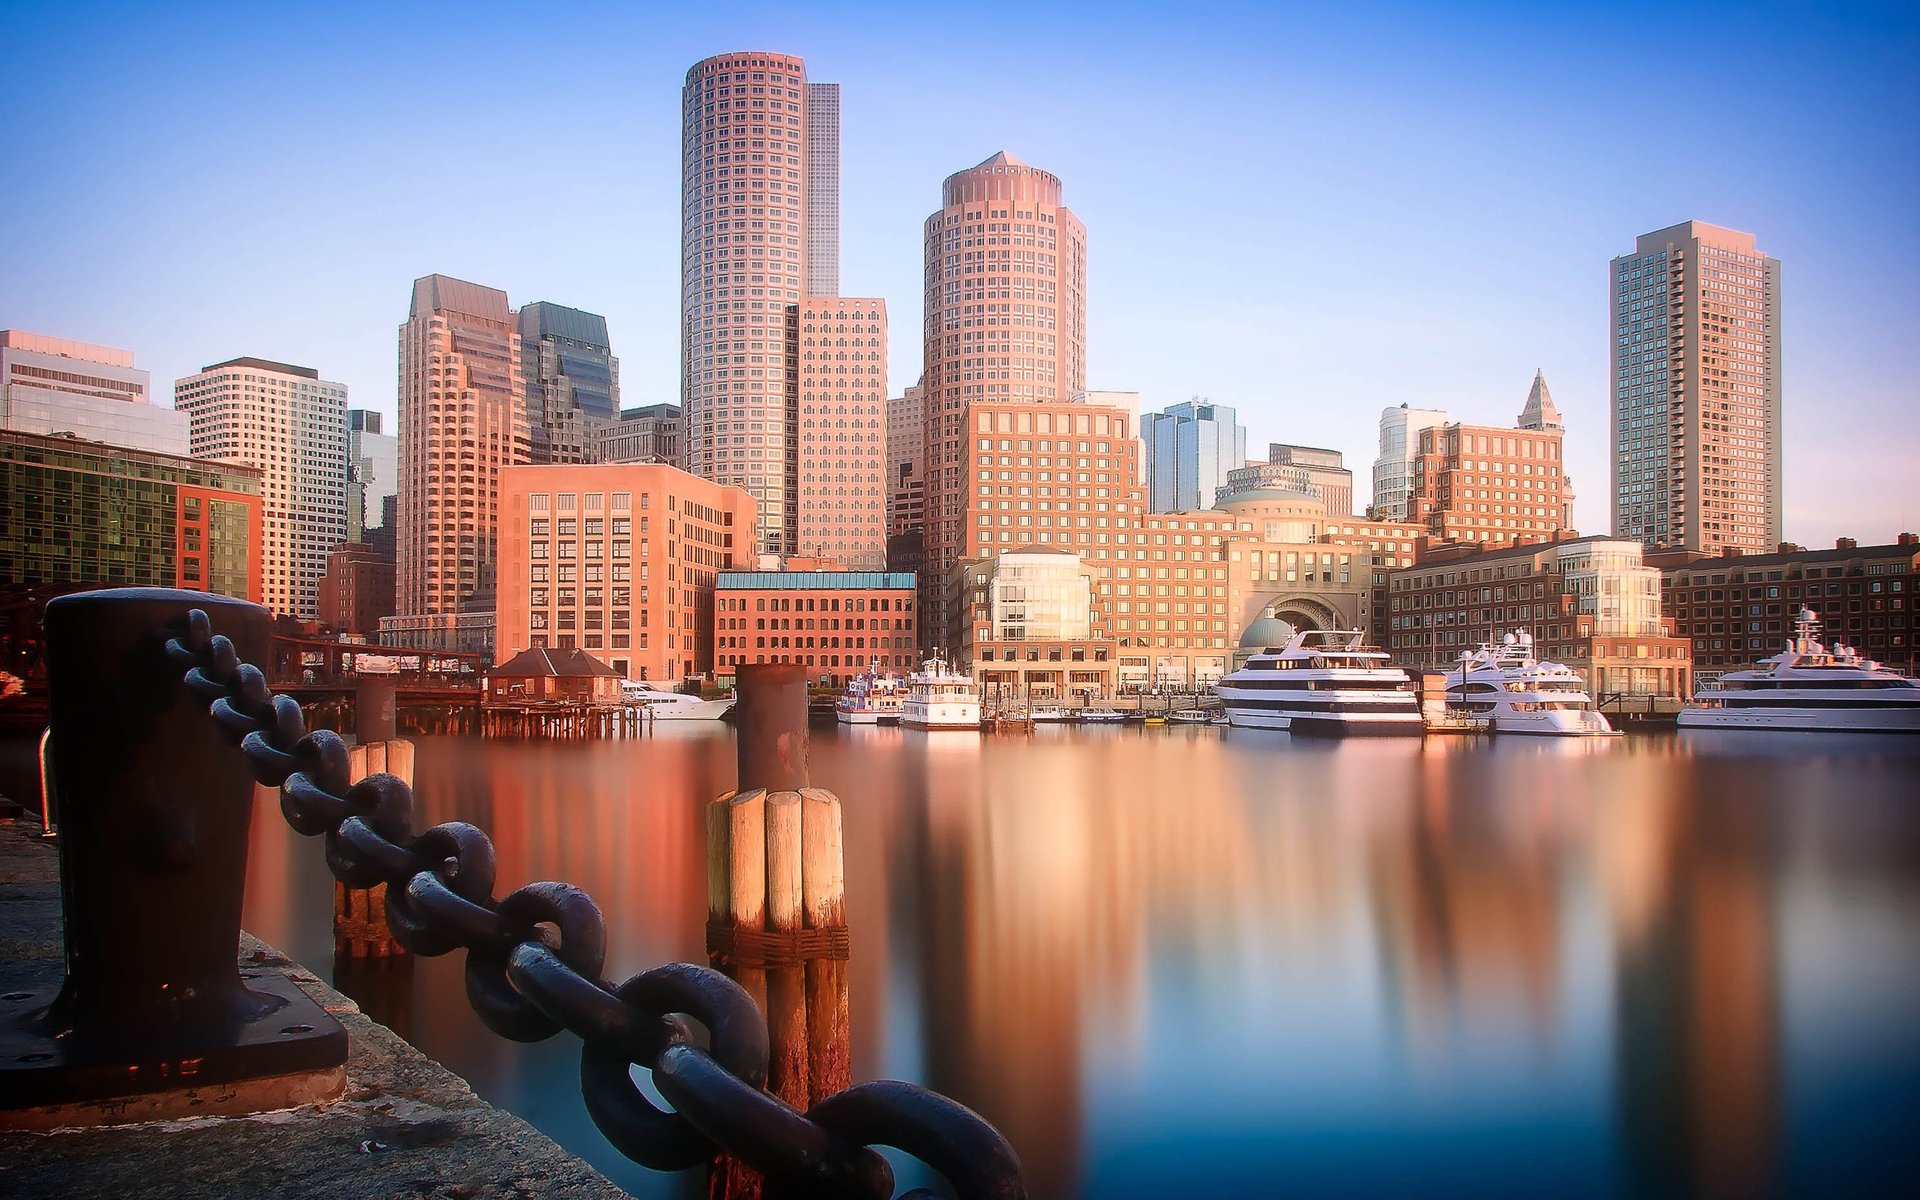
[4,3,1917,547]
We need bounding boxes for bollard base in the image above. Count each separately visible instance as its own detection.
[0,966,348,1119]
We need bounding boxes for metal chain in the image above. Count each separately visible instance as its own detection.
[165,608,1025,1200]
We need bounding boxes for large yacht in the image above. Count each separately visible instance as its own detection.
[1446,632,1618,737]
[1679,609,1920,733]
[900,657,982,730]
[1217,629,1423,736]
[620,680,735,721]
[836,663,907,725]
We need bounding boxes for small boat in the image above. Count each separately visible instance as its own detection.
[1678,609,1920,734]
[836,663,908,725]
[1165,709,1213,725]
[900,656,982,730]
[1026,706,1073,724]
[1078,707,1127,724]
[1217,629,1423,736]
[622,680,735,721]
[1445,632,1618,737]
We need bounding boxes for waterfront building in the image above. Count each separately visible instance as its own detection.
[395,274,528,646]
[793,297,887,568]
[1223,445,1353,518]
[1653,535,1919,677]
[712,568,915,685]
[519,302,620,465]
[494,462,756,684]
[595,403,681,467]
[1141,399,1245,512]
[377,610,495,656]
[347,409,398,540]
[921,151,1088,645]
[1611,221,1782,553]
[681,51,839,555]
[1,329,187,456]
[315,540,395,636]
[488,646,624,706]
[1370,404,1450,519]
[886,383,925,542]
[1409,376,1572,548]
[176,356,349,619]
[0,427,261,601]
[1388,535,1691,698]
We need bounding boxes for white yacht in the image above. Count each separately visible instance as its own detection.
[1026,706,1072,724]
[621,680,735,721]
[1679,609,1920,734]
[1446,632,1618,737]
[836,664,908,725]
[1218,629,1423,736]
[900,657,982,730]
[1078,708,1128,724]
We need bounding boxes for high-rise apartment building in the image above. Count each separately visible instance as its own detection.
[395,274,527,632]
[347,409,398,540]
[1,330,188,456]
[176,357,349,618]
[804,82,840,297]
[681,51,839,555]
[595,403,682,467]
[794,296,887,567]
[921,151,1088,641]
[1141,399,1245,512]
[1371,404,1450,519]
[519,302,620,464]
[1611,221,1782,554]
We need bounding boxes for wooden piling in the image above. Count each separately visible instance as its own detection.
[332,738,412,960]
[800,786,850,1105]
[764,790,808,1109]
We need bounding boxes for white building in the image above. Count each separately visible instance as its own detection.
[176,357,348,619]
[1370,404,1449,520]
[1141,399,1245,512]
[1,329,188,456]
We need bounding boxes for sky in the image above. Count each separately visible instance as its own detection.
[4,0,1917,544]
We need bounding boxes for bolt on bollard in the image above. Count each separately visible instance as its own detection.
[0,588,347,1129]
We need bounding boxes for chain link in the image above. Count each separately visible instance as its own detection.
[165,609,1024,1200]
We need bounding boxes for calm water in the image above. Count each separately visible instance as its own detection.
[237,726,1920,1199]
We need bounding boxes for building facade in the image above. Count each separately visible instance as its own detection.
[713,569,915,685]
[316,540,396,636]
[0,428,261,601]
[1370,404,1450,520]
[595,403,682,466]
[920,151,1088,645]
[1237,445,1353,518]
[1388,535,1691,698]
[347,408,398,540]
[1410,414,1571,549]
[794,296,887,567]
[176,356,348,618]
[886,383,926,541]
[1141,399,1245,512]
[519,301,620,465]
[494,462,755,684]
[1,329,187,456]
[1611,221,1782,553]
[396,274,528,632]
[804,82,840,297]
[1655,536,1919,677]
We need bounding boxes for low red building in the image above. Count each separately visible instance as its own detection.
[486,646,624,705]
[713,569,917,686]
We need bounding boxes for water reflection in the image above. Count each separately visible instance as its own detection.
[241,727,1920,1199]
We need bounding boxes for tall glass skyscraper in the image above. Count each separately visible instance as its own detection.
[1141,399,1246,512]
[518,301,620,464]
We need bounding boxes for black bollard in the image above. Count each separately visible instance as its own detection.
[0,588,346,1122]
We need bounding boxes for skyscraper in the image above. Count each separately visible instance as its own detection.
[681,51,839,555]
[1370,404,1450,520]
[519,301,620,464]
[1610,221,1781,554]
[793,296,887,567]
[1141,399,1246,512]
[394,274,527,631]
[175,357,348,618]
[347,408,397,540]
[920,151,1088,639]
[804,82,840,297]
[1,329,187,456]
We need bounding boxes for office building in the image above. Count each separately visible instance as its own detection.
[1263,445,1353,518]
[316,540,396,636]
[519,301,620,464]
[395,274,528,639]
[713,568,916,685]
[1371,404,1450,519]
[175,357,348,619]
[596,403,682,467]
[1,329,187,456]
[886,383,926,541]
[494,462,755,683]
[805,82,840,297]
[1409,376,1572,548]
[1,427,261,601]
[1611,221,1782,553]
[921,151,1088,641]
[794,296,887,567]
[347,409,398,540]
[1141,399,1245,512]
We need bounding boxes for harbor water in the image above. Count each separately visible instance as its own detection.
[237,725,1920,1198]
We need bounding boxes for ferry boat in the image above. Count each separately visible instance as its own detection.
[1217,629,1423,736]
[836,663,908,725]
[1678,609,1920,734]
[1446,632,1618,737]
[900,657,982,730]
[620,680,735,722]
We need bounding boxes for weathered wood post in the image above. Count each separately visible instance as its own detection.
[704,663,851,1198]
[332,675,411,960]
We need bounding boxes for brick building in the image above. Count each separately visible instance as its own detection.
[316,541,396,636]
[713,569,916,686]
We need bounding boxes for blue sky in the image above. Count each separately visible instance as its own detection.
[4,1,1916,543]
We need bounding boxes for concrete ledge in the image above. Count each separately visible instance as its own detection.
[0,821,631,1199]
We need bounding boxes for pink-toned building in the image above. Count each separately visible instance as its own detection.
[886,382,925,540]
[793,296,887,567]
[395,275,527,625]
[921,151,1088,643]
[494,463,755,684]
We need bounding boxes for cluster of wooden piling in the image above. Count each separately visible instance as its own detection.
[479,703,654,739]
